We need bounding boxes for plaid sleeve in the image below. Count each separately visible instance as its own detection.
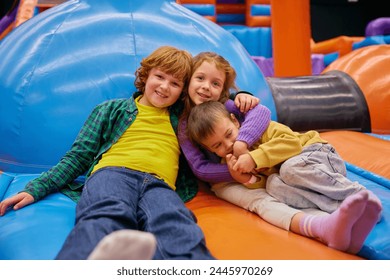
[24,103,109,201]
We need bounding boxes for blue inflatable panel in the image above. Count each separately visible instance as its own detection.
[250,4,271,16]
[222,25,272,57]
[367,133,390,141]
[0,0,276,174]
[217,14,245,24]
[0,173,76,260]
[324,52,339,66]
[353,35,388,50]
[182,4,215,17]
[345,170,390,260]
[1,166,389,260]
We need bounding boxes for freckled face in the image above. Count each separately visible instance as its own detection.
[188,61,225,105]
[139,68,184,108]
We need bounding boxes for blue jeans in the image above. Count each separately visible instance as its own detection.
[56,167,214,260]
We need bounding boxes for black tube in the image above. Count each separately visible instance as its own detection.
[267,70,371,132]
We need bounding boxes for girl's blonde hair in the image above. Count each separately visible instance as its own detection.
[135,46,192,96]
[182,52,237,119]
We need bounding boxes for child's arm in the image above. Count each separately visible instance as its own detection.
[248,122,303,169]
[233,91,259,113]
[0,193,34,216]
[5,102,111,210]
[225,154,266,188]
[225,154,252,183]
[225,99,271,155]
[231,121,303,175]
[178,120,234,183]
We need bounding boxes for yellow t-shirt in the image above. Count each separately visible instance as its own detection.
[92,96,179,189]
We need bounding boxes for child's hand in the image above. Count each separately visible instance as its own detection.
[234,93,259,113]
[0,192,34,216]
[226,154,252,184]
[233,141,249,157]
[232,153,256,173]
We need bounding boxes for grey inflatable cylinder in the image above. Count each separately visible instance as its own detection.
[267,70,371,132]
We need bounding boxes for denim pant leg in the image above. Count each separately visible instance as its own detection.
[267,143,365,213]
[56,167,142,260]
[137,175,215,260]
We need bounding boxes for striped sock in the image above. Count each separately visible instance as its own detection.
[299,190,368,252]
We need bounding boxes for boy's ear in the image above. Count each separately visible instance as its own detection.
[230,113,240,128]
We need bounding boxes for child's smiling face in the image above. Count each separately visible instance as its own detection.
[200,113,240,158]
[139,68,184,108]
[188,61,226,105]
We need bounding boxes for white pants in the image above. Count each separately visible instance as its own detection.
[211,182,327,231]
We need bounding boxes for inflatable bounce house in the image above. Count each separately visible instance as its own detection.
[0,0,389,260]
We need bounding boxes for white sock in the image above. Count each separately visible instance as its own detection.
[88,230,157,260]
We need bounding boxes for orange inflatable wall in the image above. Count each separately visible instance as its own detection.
[271,0,312,77]
[324,45,390,134]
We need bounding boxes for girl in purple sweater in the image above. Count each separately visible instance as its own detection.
[178,52,380,254]
[179,52,270,184]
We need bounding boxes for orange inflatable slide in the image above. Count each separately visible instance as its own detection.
[0,0,389,261]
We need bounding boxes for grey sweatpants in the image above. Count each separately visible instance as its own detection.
[266,143,365,213]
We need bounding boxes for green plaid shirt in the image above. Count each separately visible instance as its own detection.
[24,92,198,203]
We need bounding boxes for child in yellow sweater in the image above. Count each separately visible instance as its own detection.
[187,101,382,254]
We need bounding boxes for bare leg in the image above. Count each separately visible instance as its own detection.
[88,230,156,260]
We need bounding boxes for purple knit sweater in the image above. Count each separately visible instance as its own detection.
[178,99,271,183]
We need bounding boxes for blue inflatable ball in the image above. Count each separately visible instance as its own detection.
[0,0,275,173]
